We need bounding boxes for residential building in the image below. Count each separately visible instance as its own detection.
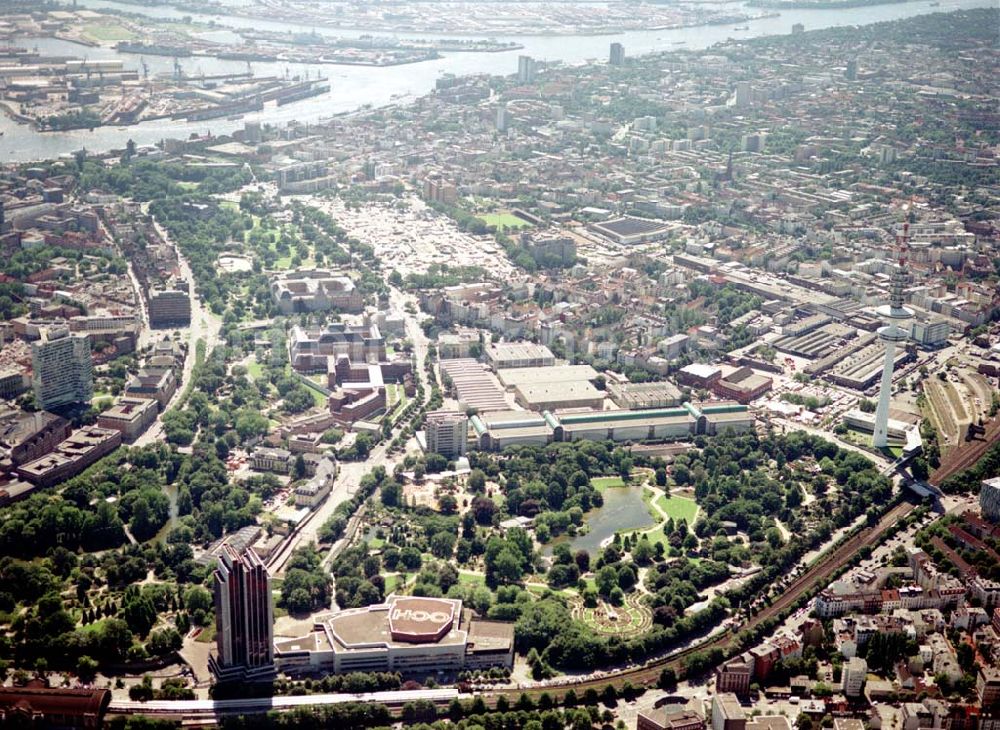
[0,369,28,399]
[609,42,625,66]
[210,546,276,683]
[425,410,469,459]
[842,656,867,697]
[978,666,1000,707]
[31,327,93,410]
[517,55,536,84]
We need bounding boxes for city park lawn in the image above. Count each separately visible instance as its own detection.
[655,492,699,523]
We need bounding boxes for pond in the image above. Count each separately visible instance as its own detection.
[545,486,655,557]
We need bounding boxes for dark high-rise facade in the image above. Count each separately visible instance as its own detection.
[210,545,275,682]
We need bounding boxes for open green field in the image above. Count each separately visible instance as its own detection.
[479,212,532,232]
[591,476,626,491]
[458,571,486,587]
[246,360,264,380]
[83,23,137,42]
[655,493,699,523]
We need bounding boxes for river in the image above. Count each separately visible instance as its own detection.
[2,0,992,161]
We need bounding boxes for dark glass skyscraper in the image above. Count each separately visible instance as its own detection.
[210,545,275,682]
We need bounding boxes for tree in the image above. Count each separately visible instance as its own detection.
[184,586,212,615]
[493,548,524,584]
[438,493,458,514]
[123,587,157,637]
[468,469,487,492]
[293,454,307,480]
[76,655,98,682]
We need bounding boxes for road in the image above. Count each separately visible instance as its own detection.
[133,222,223,448]
[266,284,431,576]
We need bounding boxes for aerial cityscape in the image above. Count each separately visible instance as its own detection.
[0,0,997,728]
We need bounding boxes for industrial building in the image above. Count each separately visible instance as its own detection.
[828,340,913,391]
[712,366,773,404]
[608,381,683,410]
[677,363,723,388]
[483,342,555,371]
[496,364,598,390]
[439,359,508,413]
[274,596,513,676]
[514,381,605,412]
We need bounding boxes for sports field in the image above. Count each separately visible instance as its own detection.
[479,212,532,231]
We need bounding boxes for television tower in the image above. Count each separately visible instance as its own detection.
[872,222,913,449]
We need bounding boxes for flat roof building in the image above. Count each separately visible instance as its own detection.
[589,216,672,245]
[483,342,555,371]
[274,595,512,676]
[514,380,605,412]
[439,359,509,413]
[16,426,122,487]
[496,364,598,389]
[712,693,746,730]
[608,380,682,409]
[677,363,723,388]
[97,397,158,443]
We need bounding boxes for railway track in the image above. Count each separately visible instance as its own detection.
[932,414,1000,485]
[489,499,917,700]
